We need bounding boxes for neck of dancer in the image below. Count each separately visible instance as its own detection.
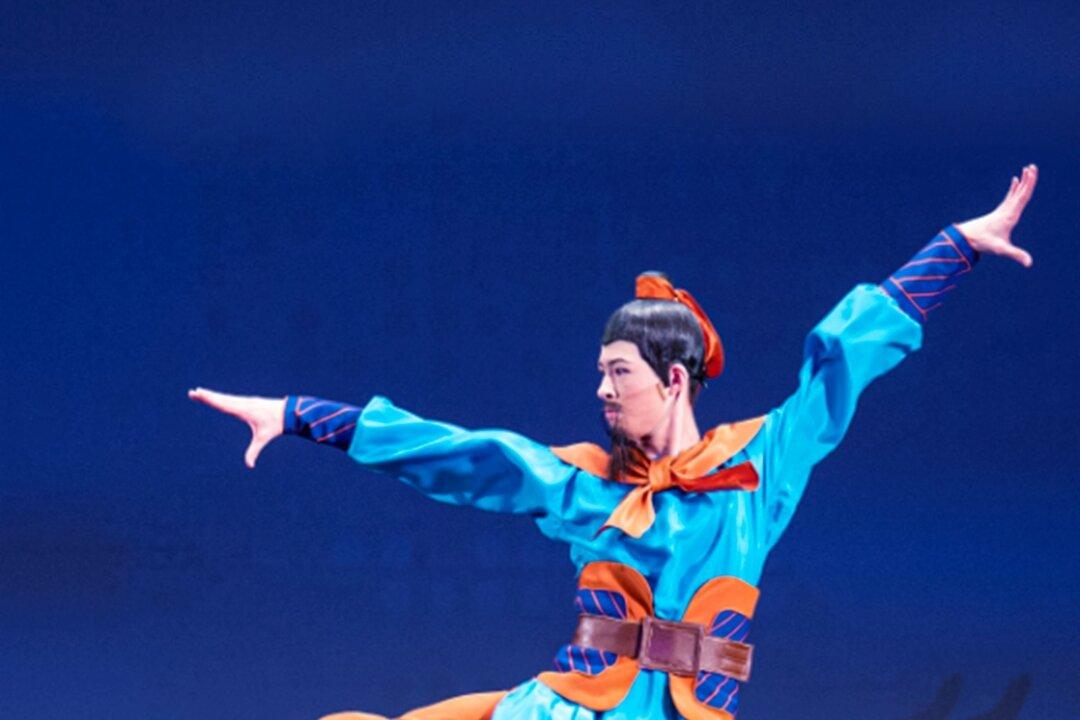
[636,388,701,460]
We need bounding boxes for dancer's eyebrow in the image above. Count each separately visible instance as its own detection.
[598,357,632,369]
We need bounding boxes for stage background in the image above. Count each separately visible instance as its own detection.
[2,1,1078,718]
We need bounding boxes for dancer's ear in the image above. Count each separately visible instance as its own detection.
[666,363,689,399]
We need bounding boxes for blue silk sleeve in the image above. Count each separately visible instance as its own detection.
[345,395,578,538]
[757,283,924,550]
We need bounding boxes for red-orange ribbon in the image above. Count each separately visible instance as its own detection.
[550,415,765,538]
[635,274,725,378]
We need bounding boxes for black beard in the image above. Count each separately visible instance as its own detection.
[600,410,634,482]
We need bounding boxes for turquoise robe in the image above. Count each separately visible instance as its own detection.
[345,284,923,719]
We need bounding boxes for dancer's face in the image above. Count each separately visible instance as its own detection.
[596,341,673,441]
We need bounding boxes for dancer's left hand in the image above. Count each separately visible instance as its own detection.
[955,164,1037,268]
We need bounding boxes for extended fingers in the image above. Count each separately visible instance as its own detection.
[1019,163,1038,204]
[1012,164,1037,206]
[1001,164,1037,217]
[188,387,246,417]
[188,386,221,407]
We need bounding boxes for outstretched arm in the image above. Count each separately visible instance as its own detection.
[186,390,369,466]
[343,395,576,517]
[757,164,1038,549]
[187,388,578,530]
[756,283,922,549]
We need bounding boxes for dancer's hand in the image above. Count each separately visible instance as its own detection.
[187,387,285,469]
[955,164,1038,268]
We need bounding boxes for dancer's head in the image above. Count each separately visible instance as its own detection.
[597,272,723,475]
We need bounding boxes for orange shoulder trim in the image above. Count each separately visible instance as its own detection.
[695,416,766,470]
[548,442,611,478]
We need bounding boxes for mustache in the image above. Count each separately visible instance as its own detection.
[598,408,629,441]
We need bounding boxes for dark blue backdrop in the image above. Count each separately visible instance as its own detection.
[2,1,1078,718]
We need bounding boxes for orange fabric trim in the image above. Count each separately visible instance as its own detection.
[536,562,653,710]
[549,415,766,538]
[665,687,735,720]
[576,561,654,618]
[537,660,640,711]
[681,576,759,626]
[548,442,611,479]
[398,691,507,720]
[318,690,507,720]
[669,577,760,720]
[635,274,725,378]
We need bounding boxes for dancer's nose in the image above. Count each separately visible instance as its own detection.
[597,373,617,401]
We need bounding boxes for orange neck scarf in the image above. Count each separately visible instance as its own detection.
[549,415,765,538]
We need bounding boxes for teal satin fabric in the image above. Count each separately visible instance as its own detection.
[491,674,677,720]
[347,283,922,718]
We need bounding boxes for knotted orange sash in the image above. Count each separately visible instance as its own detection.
[550,416,766,538]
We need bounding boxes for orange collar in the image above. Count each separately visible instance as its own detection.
[549,415,766,538]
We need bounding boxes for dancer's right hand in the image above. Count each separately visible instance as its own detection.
[955,164,1038,267]
[187,387,285,469]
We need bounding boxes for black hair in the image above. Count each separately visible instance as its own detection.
[600,271,708,481]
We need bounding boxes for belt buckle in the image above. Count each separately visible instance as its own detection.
[637,616,703,677]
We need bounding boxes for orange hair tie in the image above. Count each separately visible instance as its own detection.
[634,274,725,378]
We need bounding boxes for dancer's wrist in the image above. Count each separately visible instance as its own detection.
[283,395,300,434]
[881,225,978,324]
[281,395,360,450]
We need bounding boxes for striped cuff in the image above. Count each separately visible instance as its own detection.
[881,225,980,323]
[283,395,361,451]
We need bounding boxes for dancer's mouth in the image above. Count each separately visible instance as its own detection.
[603,406,620,422]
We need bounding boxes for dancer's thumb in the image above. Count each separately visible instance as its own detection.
[244,430,273,469]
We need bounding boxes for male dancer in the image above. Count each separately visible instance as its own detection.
[190,165,1037,719]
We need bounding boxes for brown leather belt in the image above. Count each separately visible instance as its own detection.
[572,614,753,681]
